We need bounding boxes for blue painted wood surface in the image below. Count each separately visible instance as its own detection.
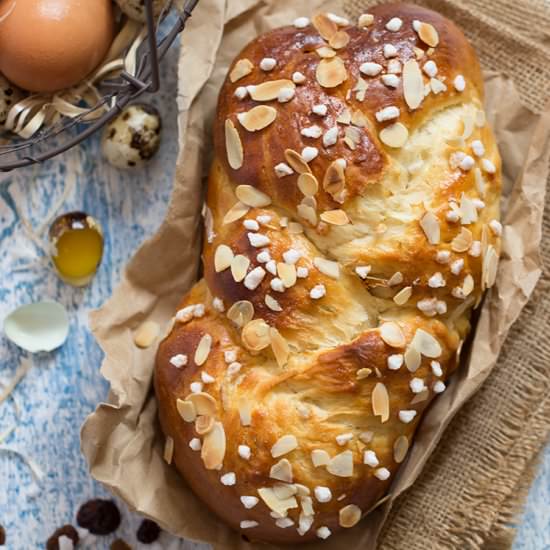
[0,20,546,550]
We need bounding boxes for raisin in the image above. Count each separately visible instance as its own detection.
[76,499,121,535]
[136,519,161,543]
[110,539,132,550]
[46,525,79,550]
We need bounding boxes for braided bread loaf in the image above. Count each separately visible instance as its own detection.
[155,3,501,543]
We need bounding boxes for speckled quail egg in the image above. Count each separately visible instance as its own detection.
[114,0,172,22]
[0,73,24,129]
[101,104,162,169]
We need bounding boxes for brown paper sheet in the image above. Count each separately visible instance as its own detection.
[81,1,550,548]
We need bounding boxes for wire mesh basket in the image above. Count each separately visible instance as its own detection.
[0,0,199,172]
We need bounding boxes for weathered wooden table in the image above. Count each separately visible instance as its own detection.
[0,31,546,550]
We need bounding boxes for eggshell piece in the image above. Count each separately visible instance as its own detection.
[3,301,69,353]
[49,211,104,287]
[0,0,115,92]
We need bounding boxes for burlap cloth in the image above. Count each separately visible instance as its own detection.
[338,0,550,548]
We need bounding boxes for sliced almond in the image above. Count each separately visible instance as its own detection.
[329,30,350,49]
[387,272,403,286]
[238,105,277,132]
[460,194,478,225]
[194,334,212,366]
[481,222,490,256]
[483,245,498,289]
[379,122,408,148]
[327,450,354,477]
[270,458,293,482]
[337,108,351,124]
[320,209,349,225]
[353,78,369,102]
[230,254,250,282]
[358,13,374,27]
[133,320,160,348]
[410,328,442,357]
[225,119,243,170]
[242,318,271,351]
[343,136,355,151]
[475,109,486,127]
[351,109,368,127]
[323,160,346,197]
[393,286,412,305]
[312,13,338,40]
[313,257,340,279]
[265,294,282,312]
[201,421,226,469]
[302,195,318,210]
[176,398,196,422]
[393,436,409,463]
[258,487,298,516]
[357,368,372,380]
[447,135,466,149]
[451,227,473,252]
[273,483,298,499]
[223,201,249,224]
[163,436,174,464]
[380,322,406,348]
[461,112,475,140]
[417,22,439,47]
[229,58,253,82]
[297,173,319,196]
[195,415,215,435]
[420,211,440,245]
[185,392,217,416]
[481,224,489,258]
[403,59,424,110]
[301,497,315,520]
[317,46,337,58]
[311,449,331,467]
[226,300,254,328]
[463,274,474,296]
[271,434,298,457]
[344,126,362,150]
[214,244,234,272]
[248,79,295,101]
[277,262,297,288]
[316,57,348,88]
[411,389,429,404]
[235,185,271,207]
[339,504,361,528]
[404,346,421,372]
[297,204,318,226]
[372,382,390,422]
[288,222,304,234]
[270,327,289,367]
[239,401,252,426]
[285,149,312,174]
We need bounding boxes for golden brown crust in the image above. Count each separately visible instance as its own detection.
[155,3,501,544]
[213,4,483,211]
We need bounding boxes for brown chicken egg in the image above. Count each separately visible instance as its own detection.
[0,0,115,93]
